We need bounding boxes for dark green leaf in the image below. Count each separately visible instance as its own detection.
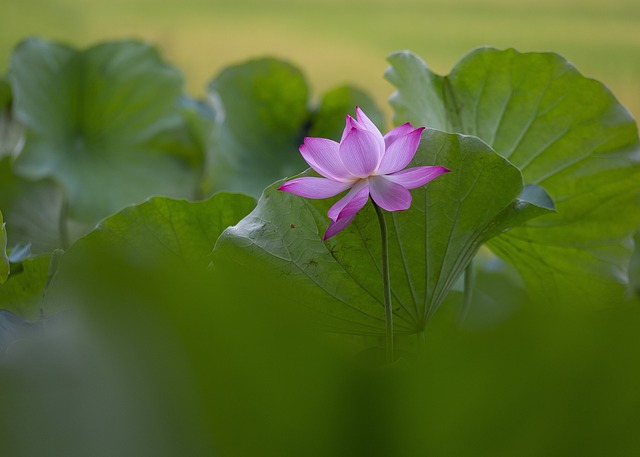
[204,58,309,197]
[204,59,385,198]
[386,47,640,307]
[308,85,385,141]
[215,129,552,335]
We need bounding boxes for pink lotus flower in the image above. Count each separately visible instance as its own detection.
[279,107,450,240]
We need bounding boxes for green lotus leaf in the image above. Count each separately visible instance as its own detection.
[308,85,385,141]
[0,157,77,254]
[204,58,383,197]
[386,47,640,307]
[204,57,310,197]
[214,129,553,335]
[9,38,203,224]
[54,193,256,275]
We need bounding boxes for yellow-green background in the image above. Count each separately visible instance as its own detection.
[2,0,639,121]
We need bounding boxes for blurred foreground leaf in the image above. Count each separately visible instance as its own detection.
[215,129,553,335]
[32,194,352,457]
[386,47,640,307]
[5,262,640,456]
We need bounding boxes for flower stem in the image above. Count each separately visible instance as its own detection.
[372,200,393,364]
[458,260,474,325]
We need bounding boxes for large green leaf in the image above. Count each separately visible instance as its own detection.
[58,193,256,273]
[1,193,254,319]
[8,38,202,224]
[0,210,9,283]
[214,129,553,335]
[204,58,384,197]
[386,48,640,307]
[204,58,310,197]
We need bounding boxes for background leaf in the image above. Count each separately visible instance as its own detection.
[0,157,74,254]
[8,38,203,224]
[204,58,384,197]
[0,255,49,318]
[0,309,34,352]
[0,77,24,159]
[386,47,640,307]
[215,129,553,335]
[204,57,309,196]
[0,210,9,283]
[308,85,384,140]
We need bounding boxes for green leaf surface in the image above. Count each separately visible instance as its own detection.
[204,59,385,198]
[215,129,552,335]
[1,210,9,283]
[0,157,73,254]
[205,58,310,197]
[386,47,640,307]
[63,193,256,273]
[308,85,385,141]
[0,254,50,318]
[8,38,202,224]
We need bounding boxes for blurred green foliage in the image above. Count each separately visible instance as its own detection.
[1,233,639,456]
[0,33,638,457]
